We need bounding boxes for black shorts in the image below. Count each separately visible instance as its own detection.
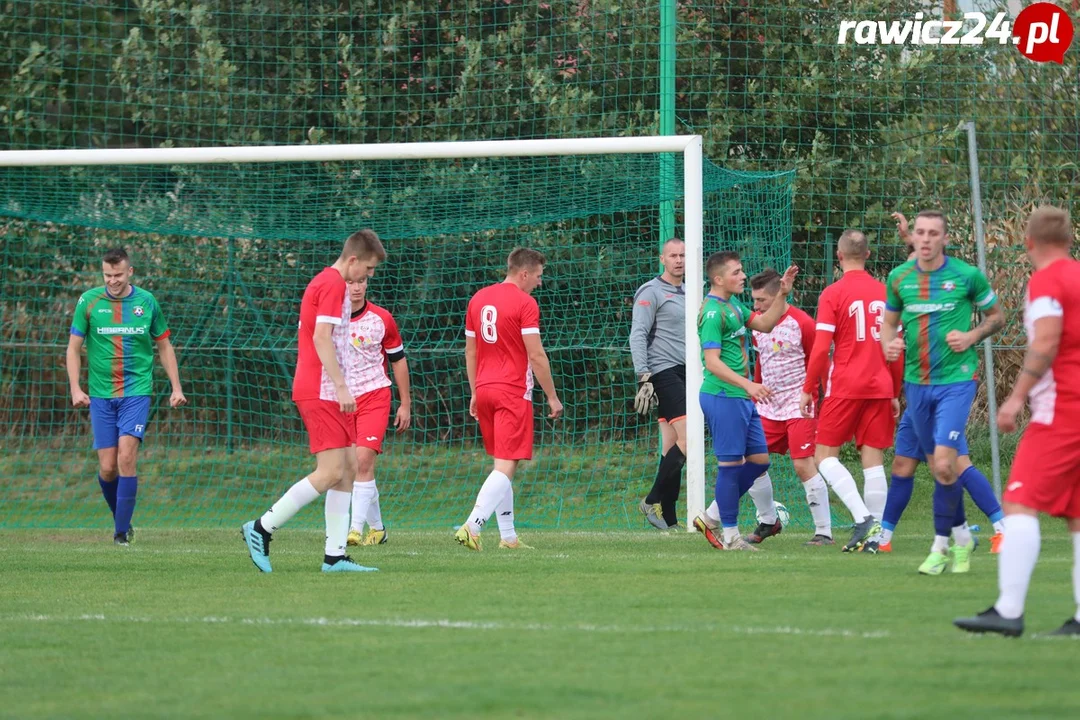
[651,365,686,423]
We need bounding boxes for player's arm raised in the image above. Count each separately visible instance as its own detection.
[523,333,563,419]
[747,265,799,332]
[313,321,355,413]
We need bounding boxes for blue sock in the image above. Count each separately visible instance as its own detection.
[115,475,138,535]
[715,465,742,528]
[959,465,1004,524]
[737,461,770,497]
[932,481,962,537]
[98,475,118,518]
[881,474,914,533]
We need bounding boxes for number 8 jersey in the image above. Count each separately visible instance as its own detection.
[812,269,895,399]
[465,281,541,399]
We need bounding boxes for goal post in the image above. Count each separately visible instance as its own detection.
[0,134,721,530]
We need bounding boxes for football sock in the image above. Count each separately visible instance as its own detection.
[738,461,770,497]
[952,523,973,547]
[932,480,963,539]
[704,500,721,526]
[466,470,511,534]
[722,526,741,545]
[748,471,777,524]
[324,489,351,558]
[714,465,742,528]
[644,453,665,505]
[959,465,1004,524]
[98,475,118,518]
[882,474,914,534]
[495,485,517,542]
[995,514,1041,620]
[880,528,894,544]
[658,446,685,526]
[993,520,1006,534]
[114,475,138,535]
[366,482,384,531]
[350,481,377,532]
[1073,533,1080,623]
[862,465,888,521]
[260,477,320,534]
[803,474,832,537]
[818,457,871,521]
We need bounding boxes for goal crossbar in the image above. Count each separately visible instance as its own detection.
[0,135,708,529]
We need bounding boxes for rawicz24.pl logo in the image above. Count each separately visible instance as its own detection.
[837,2,1075,64]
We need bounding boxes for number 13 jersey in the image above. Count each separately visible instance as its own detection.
[465,282,541,399]
[814,269,894,399]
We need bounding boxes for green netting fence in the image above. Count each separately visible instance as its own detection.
[2,0,1079,530]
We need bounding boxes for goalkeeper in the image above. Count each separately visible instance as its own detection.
[629,238,687,530]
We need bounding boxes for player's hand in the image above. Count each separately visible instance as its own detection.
[997,396,1024,434]
[169,389,188,408]
[634,373,657,416]
[799,391,815,419]
[892,212,911,242]
[547,396,564,420]
[394,404,411,433]
[335,384,356,414]
[747,383,773,403]
[891,398,901,419]
[469,394,478,420]
[885,337,905,362]
[946,330,975,353]
[71,388,91,408]
[779,264,800,295]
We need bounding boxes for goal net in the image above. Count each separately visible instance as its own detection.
[0,138,800,531]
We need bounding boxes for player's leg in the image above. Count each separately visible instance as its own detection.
[647,366,687,529]
[112,396,151,545]
[859,445,888,521]
[496,483,533,549]
[640,419,677,530]
[90,398,121,528]
[955,454,1006,552]
[658,417,688,529]
[694,394,755,550]
[1053,514,1080,635]
[348,388,392,546]
[814,399,876,550]
[348,446,378,546]
[320,446,375,571]
[852,398,894,522]
[877,410,921,551]
[784,417,831,544]
[744,406,780,544]
[923,383,976,573]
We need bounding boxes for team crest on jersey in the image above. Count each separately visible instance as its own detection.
[133,306,145,317]
[942,281,956,291]
[351,333,376,348]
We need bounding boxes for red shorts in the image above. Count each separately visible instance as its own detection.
[762,417,818,459]
[351,387,392,454]
[816,397,895,449]
[296,399,352,454]
[1004,423,1080,518]
[476,385,534,461]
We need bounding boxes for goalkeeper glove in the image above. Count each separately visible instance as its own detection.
[634,373,658,416]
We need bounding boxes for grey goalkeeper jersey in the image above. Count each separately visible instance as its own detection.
[629,276,686,376]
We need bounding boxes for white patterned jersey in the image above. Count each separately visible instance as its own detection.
[345,301,405,399]
[751,306,816,421]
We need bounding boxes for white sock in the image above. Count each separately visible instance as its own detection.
[817,457,871,522]
[722,526,741,545]
[495,485,517,542]
[350,481,377,532]
[324,489,351,558]
[466,470,512,534]
[862,465,888,521]
[932,535,950,553]
[366,482,384,531]
[803,474,832,537]
[952,523,973,547]
[704,500,721,526]
[1072,533,1080,623]
[993,520,1006,534]
[749,472,777,524]
[880,528,894,544]
[260,477,320,534]
[994,514,1041,620]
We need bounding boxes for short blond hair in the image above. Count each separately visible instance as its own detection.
[507,247,545,272]
[1026,206,1073,247]
[342,229,386,262]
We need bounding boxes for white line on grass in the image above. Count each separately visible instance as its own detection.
[0,613,888,639]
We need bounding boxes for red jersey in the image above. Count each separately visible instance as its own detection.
[465,282,541,399]
[803,269,895,400]
[1025,257,1080,427]
[293,267,352,402]
[345,301,405,398]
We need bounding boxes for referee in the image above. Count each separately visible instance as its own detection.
[629,238,687,530]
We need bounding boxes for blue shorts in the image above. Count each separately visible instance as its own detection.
[699,392,768,462]
[902,381,975,455]
[89,396,152,450]
[894,408,969,460]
